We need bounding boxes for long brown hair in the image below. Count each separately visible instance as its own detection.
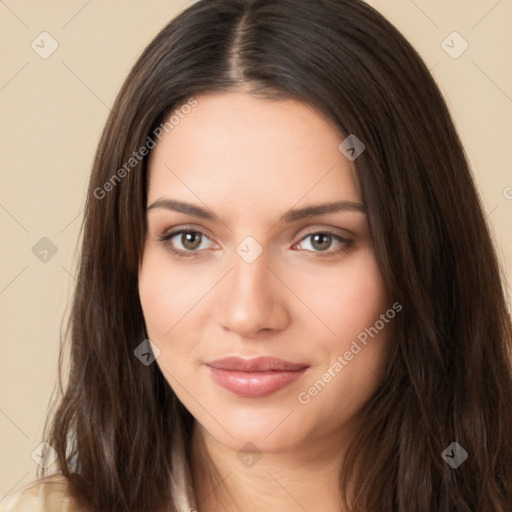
[40,0,512,510]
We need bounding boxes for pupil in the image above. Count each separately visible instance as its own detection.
[313,233,330,251]
[183,232,201,250]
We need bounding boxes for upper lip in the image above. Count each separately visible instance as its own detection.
[205,356,309,372]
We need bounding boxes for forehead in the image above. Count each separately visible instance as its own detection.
[147,92,361,214]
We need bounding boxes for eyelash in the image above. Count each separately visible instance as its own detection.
[157,227,354,260]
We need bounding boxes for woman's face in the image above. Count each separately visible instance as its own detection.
[139,91,394,454]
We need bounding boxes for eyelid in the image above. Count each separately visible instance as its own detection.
[158,224,214,240]
[296,224,352,239]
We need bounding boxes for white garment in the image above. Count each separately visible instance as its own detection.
[0,433,197,512]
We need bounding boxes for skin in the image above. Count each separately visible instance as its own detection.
[138,91,394,511]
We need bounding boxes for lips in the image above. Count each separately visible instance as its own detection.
[205,356,310,398]
[206,356,309,372]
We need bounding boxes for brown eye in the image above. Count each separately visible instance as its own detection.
[310,233,333,251]
[179,232,203,251]
[158,229,214,259]
[294,231,353,256]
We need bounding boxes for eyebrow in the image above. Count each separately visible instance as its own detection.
[146,198,365,223]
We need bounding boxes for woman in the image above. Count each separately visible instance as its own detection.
[1,0,511,510]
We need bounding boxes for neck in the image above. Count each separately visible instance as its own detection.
[190,421,356,512]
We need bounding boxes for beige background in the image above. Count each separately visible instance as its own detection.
[1,0,511,497]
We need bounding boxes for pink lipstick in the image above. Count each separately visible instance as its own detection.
[205,356,309,398]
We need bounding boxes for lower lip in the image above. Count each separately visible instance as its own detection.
[207,366,308,398]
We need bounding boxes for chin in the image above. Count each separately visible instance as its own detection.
[198,404,309,450]
[211,426,304,454]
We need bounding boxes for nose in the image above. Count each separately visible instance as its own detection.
[215,246,290,338]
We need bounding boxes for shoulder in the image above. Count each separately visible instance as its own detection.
[0,474,87,512]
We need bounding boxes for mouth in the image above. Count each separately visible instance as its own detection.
[205,356,310,398]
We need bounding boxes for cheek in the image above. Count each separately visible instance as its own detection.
[138,251,195,382]
[298,249,389,342]
[138,247,205,339]
[295,249,393,404]
[138,251,171,337]
[295,265,392,429]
